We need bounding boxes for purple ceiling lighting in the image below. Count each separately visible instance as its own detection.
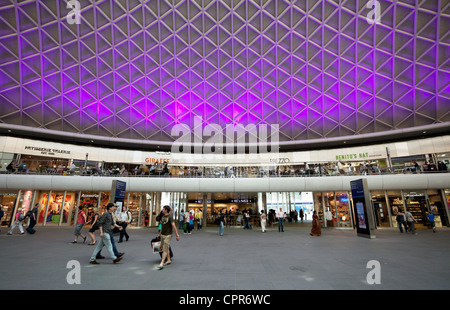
[0,0,449,145]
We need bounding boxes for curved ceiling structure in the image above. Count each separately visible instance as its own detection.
[0,0,449,150]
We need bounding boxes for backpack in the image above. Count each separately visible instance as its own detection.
[18,213,24,221]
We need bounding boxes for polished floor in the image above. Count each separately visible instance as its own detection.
[1,221,449,291]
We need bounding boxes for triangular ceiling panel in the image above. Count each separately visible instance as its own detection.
[0,1,446,144]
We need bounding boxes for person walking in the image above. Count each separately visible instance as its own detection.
[395,210,408,233]
[188,210,194,233]
[157,205,180,270]
[118,205,132,243]
[87,208,100,245]
[0,205,3,233]
[276,208,285,232]
[196,209,203,230]
[427,212,436,233]
[404,210,418,235]
[73,205,87,243]
[179,209,184,230]
[218,211,226,236]
[89,203,123,264]
[260,210,267,233]
[25,203,38,234]
[243,210,252,229]
[310,210,321,236]
[8,208,25,235]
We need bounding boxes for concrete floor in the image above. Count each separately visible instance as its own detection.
[1,222,449,291]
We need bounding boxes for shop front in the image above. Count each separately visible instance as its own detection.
[35,191,78,226]
[0,191,18,227]
[371,190,391,228]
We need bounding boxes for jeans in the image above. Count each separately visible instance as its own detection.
[91,233,117,261]
[119,222,129,242]
[278,218,284,232]
[407,221,416,234]
[8,220,24,234]
[397,221,408,233]
[219,221,224,236]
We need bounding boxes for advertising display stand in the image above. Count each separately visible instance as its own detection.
[351,179,376,239]
[111,180,126,210]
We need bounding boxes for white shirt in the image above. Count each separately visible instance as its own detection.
[277,210,285,219]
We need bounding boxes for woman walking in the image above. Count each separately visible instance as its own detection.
[310,210,321,236]
[260,210,267,233]
[73,205,87,243]
[87,208,100,245]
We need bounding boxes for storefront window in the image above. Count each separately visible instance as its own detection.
[403,191,427,228]
[371,191,391,228]
[37,191,50,224]
[61,192,77,225]
[427,190,447,228]
[386,191,403,228]
[99,192,111,214]
[445,190,450,219]
[336,192,351,227]
[46,192,64,225]
[313,192,324,226]
[16,190,34,216]
[125,192,141,227]
[323,192,336,227]
[0,191,18,227]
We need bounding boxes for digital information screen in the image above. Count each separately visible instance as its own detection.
[350,179,376,239]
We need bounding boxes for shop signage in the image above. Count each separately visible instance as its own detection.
[24,145,71,156]
[145,157,170,164]
[336,152,369,161]
[270,158,290,164]
[81,193,99,198]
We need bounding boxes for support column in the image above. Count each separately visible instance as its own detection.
[202,193,208,227]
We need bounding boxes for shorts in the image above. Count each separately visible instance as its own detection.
[160,234,172,253]
[74,224,84,236]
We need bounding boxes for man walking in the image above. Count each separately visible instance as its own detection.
[26,203,38,234]
[277,208,285,232]
[157,205,180,270]
[89,203,123,264]
[404,209,418,235]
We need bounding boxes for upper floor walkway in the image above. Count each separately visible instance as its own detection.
[0,171,449,193]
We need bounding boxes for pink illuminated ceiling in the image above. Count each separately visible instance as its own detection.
[0,0,449,144]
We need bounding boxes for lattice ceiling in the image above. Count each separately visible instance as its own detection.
[0,0,449,143]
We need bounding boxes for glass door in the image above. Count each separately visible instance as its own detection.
[371,191,391,228]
